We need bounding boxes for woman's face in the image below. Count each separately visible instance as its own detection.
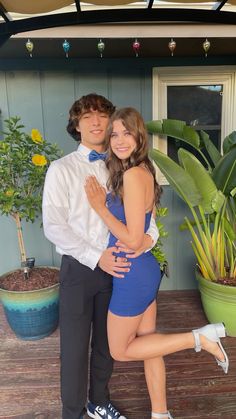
[110,119,137,160]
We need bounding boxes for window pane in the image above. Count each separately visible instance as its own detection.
[167,85,223,161]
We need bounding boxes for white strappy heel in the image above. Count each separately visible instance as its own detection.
[192,322,229,374]
[152,412,173,418]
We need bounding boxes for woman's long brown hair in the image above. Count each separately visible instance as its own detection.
[105,107,162,206]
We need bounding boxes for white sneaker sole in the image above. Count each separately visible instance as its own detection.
[87,409,97,419]
[87,407,127,419]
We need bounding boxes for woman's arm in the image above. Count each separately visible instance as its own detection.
[84,167,148,250]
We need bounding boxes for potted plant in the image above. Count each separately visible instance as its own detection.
[0,116,63,340]
[151,206,169,279]
[147,119,236,335]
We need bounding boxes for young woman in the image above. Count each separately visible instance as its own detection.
[84,107,229,419]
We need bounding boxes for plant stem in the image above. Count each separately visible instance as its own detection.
[12,212,27,265]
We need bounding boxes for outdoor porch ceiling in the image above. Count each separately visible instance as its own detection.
[1,1,236,58]
[1,1,236,34]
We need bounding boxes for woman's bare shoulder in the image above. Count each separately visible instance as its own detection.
[124,166,145,178]
[124,165,152,182]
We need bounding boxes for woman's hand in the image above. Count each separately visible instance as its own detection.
[98,247,131,278]
[115,234,153,258]
[84,176,106,212]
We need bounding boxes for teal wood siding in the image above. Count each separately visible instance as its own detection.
[0,62,197,290]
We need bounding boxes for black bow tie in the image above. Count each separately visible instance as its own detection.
[88,150,107,162]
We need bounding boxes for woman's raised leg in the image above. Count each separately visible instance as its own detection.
[107,311,226,365]
[136,301,167,415]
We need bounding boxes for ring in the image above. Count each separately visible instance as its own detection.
[114,256,118,262]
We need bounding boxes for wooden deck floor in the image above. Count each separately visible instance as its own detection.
[0,290,236,419]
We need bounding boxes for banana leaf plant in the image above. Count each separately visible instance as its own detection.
[146,119,236,284]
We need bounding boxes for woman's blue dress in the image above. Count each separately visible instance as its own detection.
[107,193,162,317]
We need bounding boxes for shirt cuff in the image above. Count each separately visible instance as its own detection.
[144,234,155,253]
[79,246,103,270]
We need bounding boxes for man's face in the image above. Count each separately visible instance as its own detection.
[76,108,110,151]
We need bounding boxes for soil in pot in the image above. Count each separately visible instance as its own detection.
[216,277,236,287]
[0,267,59,291]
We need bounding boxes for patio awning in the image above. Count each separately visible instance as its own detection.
[1,0,236,13]
[1,0,236,29]
[1,1,236,54]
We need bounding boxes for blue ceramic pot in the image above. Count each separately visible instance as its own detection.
[0,267,59,340]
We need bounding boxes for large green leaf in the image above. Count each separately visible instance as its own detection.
[211,190,225,213]
[224,217,236,241]
[182,125,200,147]
[199,130,221,167]
[231,187,236,197]
[146,120,164,134]
[178,148,219,214]
[146,119,200,148]
[150,148,201,207]
[212,145,236,195]
[223,131,236,154]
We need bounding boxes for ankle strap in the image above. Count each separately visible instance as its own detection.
[192,329,201,352]
[152,412,173,419]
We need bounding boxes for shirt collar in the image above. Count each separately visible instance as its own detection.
[77,143,91,158]
[77,143,107,161]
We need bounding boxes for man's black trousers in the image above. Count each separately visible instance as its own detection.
[59,255,113,419]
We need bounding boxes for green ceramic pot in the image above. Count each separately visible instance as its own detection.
[196,270,236,337]
[0,266,59,340]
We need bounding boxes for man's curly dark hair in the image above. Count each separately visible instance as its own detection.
[67,93,116,142]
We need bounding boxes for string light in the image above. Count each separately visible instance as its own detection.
[25,39,34,58]
[168,38,176,56]
[62,39,70,58]
[97,39,105,58]
[132,39,140,57]
[203,38,211,57]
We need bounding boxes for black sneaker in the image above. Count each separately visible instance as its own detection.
[87,401,127,419]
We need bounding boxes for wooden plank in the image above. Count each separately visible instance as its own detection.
[0,291,236,419]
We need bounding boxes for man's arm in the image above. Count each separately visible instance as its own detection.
[43,162,131,276]
[145,213,159,248]
[42,163,103,270]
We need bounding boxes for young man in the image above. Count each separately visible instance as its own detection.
[42,93,159,419]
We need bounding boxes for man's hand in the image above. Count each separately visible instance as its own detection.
[98,247,131,278]
[116,234,153,259]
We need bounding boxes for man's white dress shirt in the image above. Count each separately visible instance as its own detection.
[43,144,159,270]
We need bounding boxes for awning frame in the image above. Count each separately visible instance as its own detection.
[1,2,236,48]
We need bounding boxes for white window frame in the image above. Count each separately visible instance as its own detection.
[152,66,236,185]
